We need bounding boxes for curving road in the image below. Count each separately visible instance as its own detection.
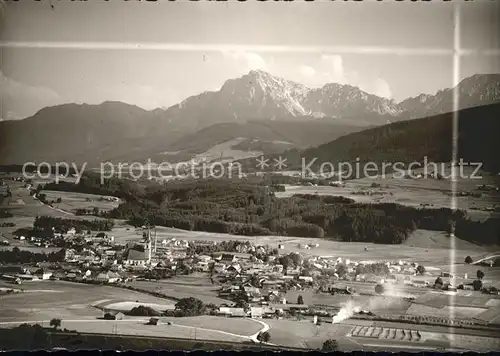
[472,254,500,266]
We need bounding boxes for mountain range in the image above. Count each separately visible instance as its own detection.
[0,70,499,166]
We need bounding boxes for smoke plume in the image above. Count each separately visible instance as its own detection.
[331,283,416,324]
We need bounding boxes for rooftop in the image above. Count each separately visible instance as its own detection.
[126,249,147,261]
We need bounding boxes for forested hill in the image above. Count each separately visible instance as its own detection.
[246,103,500,173]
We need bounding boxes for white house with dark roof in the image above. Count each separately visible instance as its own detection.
[96,271,121,284]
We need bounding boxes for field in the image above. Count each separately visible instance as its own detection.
[0,181,125,251]
[275,166,500,222]
[125,274,229,305]
[0,280,177,322]
[0,319,253,343]
[405,304,488,319]
[420,331,500,351]
[40,190,121,214]
[2,172,500,351]
[98,301,176,312]
[0,278,267,344]
[156,315,264,336]
[260,318,355,349]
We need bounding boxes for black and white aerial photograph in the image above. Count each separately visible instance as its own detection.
[0,0,499,352]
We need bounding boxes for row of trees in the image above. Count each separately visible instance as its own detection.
[0,247,65,264]
[434,269,485,291]
[75,207,101,216]
[355,263,390,276]
[0,209,13,218]
[33,216,114,235]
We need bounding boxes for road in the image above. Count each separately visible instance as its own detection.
[473,254,500,266]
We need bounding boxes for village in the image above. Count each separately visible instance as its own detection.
[1,172,500,351]
[2,219,497,328]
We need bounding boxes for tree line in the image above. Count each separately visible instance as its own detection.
[0,247,65,264]
[32,216,115,237]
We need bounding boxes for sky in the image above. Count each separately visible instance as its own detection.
[0,0,499,120]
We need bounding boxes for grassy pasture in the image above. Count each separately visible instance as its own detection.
[41,190,121,214]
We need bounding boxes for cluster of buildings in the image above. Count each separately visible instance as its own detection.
[0,265,53,284]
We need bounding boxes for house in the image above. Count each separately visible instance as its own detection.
[273,265,284,273]
[218,307,247,318]
[251,307,263,318]
[265,290,282,303]
[213,262,226,273]
[218,254,237,264]
[312,263,324,270]
[195,261,211,272]
[242,285,260,295]
[385,275,398,283]
[148,317,160,325]
[286,267,300,276]
[36,271,53,280]
[227,264,242,274]
[270,303,308,312]
[412,280,430,288]
[355,273,382,283]
[103,311,124,320]
[197,255,212,262]
[298,276,314,284]
[17,274,40,281]
[389,265,402,273]
[321,285,354,295]
[262,280,280,289]
[218,285,241,298]
[96,271,121,284]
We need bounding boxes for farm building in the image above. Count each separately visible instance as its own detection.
[149,317,160,325]
[251,306,276,318]
[411,280,430,288]
[270,303,309,312]
[250,307,263,318]
[298,276,313,284]
[216,254,237,263]
[103,311,124,320]
[95,271,121,284]
[213,262,227,273]
[218,307,248,317]
[16,274,40,282]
